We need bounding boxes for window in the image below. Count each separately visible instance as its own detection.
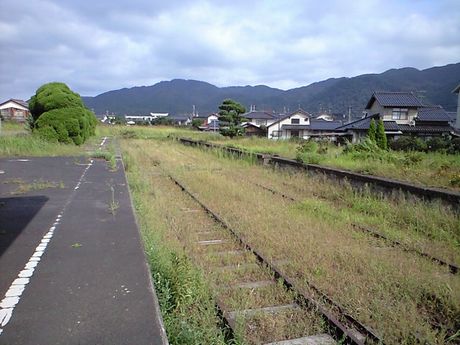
[291,118,300,124]
[255,119,266,126]
[392,108,408,120]
[291,130,300,137]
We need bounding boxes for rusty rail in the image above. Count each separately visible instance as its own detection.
[167,173,383,345]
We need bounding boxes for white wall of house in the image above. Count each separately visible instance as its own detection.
[0,101,28,112]
[0,101,30,122]
[249,118,277,127]
[267,111,310,139]
[207,114,218,124]
[368,102,418,124]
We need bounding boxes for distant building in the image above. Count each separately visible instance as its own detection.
[453,84,460,130]
[337,91,454,142]
[168,114,191,126]
[243,105,278,127]
[267,108,311,139]
[0,99,30,122]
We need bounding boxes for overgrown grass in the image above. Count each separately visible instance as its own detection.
[122,149,229,345]
[101,125,460,190]
[132,139,460,344]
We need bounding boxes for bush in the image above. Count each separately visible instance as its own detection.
[448,138,460,154]
[29,82,85,124]
[35,107,97,145]
[390,136,427,151]
[426,137,450,152]
[297,140,318,154]
[296,152,323,164]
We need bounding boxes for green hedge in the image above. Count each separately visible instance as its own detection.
[35,107,97,145]
[29,82,85,123]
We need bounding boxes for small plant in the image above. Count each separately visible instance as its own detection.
[450,173,460,187]
[108,185,119,215]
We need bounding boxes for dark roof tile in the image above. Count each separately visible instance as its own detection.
[366,91,423,109]
[416,107,450,122]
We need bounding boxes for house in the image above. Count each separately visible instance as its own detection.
[364,91,423,123]
[0,99,30,122]
[453,84,460,130]
[267,108,311,139]
[241,122,266,136]
[243,106,278,127]
[168,114,191,126]
[337,92,454,142]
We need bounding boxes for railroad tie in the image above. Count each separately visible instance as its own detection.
[232,280,275,289]
[213,250,245,256]
[215,262,259,272]
[227,304,299,321]
[263,334,336,345]
[197,239,228,245]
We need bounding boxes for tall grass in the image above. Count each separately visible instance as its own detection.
[134,139,460,344]
[122,149,228,345]
[0,134,86,157]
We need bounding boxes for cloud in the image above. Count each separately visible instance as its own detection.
[0,0,459,100]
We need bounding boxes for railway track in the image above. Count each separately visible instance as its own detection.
[178,137,460,209]
[161,170,383,345]
[252,181,459,275]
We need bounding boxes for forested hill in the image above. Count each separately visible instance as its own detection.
[82,63,460,118]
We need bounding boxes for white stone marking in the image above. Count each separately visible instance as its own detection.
[0,308,13,327]
[0,297,20,309]
[12,278,29,285]
[18,269,34,278]
[0,157,94,336]
[5,286,25,298]
[25,262,38,269]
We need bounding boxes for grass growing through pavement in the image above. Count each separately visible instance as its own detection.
[130,139,460,344]
[3,178,65,194]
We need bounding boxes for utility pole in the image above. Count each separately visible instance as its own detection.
[348,106,352,123]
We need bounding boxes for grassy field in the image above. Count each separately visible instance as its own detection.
[120,137,460,344]
[97,125,460,190]
[206,136,460,191]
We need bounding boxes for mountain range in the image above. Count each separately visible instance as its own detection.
[82,63,460,119]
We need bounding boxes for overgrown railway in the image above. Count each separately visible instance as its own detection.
[161,168,383,344]
[125,140,459,344]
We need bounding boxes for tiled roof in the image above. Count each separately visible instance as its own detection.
[267,108,311,128]
[309,119,342,130]
[243,111,276,120]
[398,124,453,133]
[416,107,451,122]
[281,124,310,130]
[280,120,342,132]
[337,115,399,131]
[0,98,29,108]
[366,92,423,109]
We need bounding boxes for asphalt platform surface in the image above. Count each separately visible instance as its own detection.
[0,142,168,345]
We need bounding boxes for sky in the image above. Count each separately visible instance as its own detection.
[1,0,459,100]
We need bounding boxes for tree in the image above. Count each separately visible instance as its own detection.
[376,119,387,150]
[191,118,203,128]
[368,119,376,143]
[31,82,97,145]
[218,99,246,138]
[29,82,85,125]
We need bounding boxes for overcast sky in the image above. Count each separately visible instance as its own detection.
[1,0,459,100]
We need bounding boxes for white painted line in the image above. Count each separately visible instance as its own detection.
[0,157,94,336]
